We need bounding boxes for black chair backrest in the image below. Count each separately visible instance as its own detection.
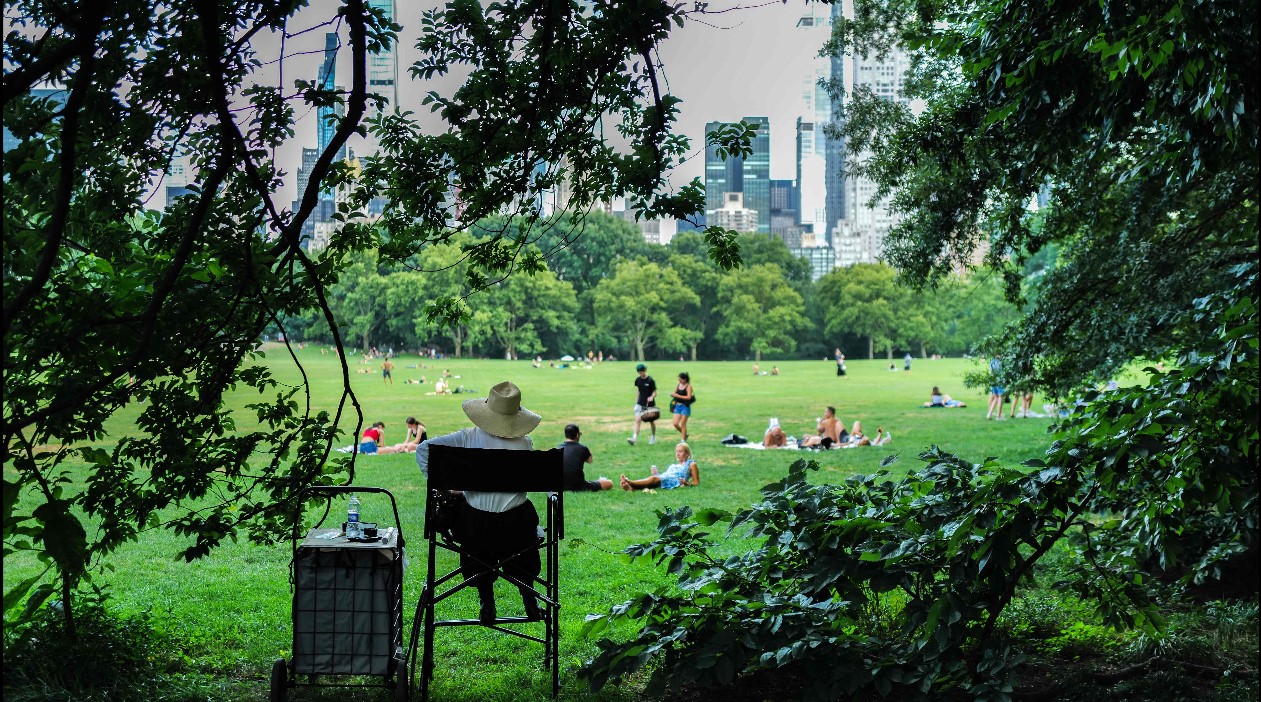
[426,445,563,493]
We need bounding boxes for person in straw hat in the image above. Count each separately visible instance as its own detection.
[415,380,545,624]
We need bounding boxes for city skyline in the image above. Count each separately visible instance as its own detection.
[231,0,842,209]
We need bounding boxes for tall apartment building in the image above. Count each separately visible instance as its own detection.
[741,117,771,234]
[795,5,846,245]
[317,32,347,168]
[707,192,759,233]
[366,0,399,117]
[3,84,67,154]
[769,179,801,245]
[834,45,913,265]
[704,121,743,217]
[704,116,770,234]
[165,152,197,206]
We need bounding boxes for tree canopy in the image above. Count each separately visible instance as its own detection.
[834,0,1257,395]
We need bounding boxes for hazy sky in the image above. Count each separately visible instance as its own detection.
[256,0,833,205]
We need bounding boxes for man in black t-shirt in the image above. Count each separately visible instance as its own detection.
[628,363,658,445]
[560,424,611,491]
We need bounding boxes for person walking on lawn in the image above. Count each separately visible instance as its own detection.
[628,363,658,445]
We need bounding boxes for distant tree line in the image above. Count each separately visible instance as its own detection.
[280,212,1022,361]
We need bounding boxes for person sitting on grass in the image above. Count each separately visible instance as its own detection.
[361,422,409,454]
[620,442,699,491]
[801,406,846,448]
[763,418,787,448]
[924,386,967,408]
[382,416,427,453]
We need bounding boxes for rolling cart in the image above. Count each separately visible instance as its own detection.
[270,486,409,702]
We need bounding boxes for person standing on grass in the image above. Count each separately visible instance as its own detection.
[986,355,1006,420]
[628,363,658,445]
[904,352,913,372]
[560,424,612,491]
[382,356,395,384]
[669,372,694,442]
[415,381,546,624]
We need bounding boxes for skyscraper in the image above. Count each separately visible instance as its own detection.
[704,121,742,217]
[317,32,346,164]
[741,116,771,234]
[3,84,67,154]
[704,117,769,233]
[366,0,399,116]
[769,179,801,245]
[824,0,848,243]
[796,5,843,244]
[847,46,912,238]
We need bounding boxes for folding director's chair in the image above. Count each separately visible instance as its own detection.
[410,445,564,701]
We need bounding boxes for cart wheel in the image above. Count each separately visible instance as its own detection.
[269,658,288,702]
[394,658,410,702]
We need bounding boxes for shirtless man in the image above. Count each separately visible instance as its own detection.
[801,406,846,448]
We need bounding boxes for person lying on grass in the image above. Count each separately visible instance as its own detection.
[923,386,967,407]
[620,442,699,491]
[840,422,892,447]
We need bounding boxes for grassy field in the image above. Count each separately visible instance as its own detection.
[6,351,1069,701]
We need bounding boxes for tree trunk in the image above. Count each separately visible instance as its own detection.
[755,348,762,363]
[867,336,874,359]
[886,346,894,360]
[362,328,370,353]
[690,343,697,362]
[61,571,76,641]
[920,341,927,358]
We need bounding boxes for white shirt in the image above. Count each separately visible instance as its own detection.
[415,427,533,513]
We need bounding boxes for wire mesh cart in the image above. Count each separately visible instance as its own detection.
[270,486,409,702]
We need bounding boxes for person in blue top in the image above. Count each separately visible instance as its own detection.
[619,442,699,491]
[904,352,913,372]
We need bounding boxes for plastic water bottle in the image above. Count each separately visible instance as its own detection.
[346,495,361,539]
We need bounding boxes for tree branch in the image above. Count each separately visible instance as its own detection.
[2,3,110,337]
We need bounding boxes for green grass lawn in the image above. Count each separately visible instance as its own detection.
[5,352,1067,701]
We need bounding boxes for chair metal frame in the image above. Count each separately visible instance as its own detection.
[410,445,564,701]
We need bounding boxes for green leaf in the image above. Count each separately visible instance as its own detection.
[3,573,45,612]
[20,583,56,621]
[694,508,732,526]
[32,500,88,576]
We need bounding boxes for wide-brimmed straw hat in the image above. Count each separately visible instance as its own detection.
[462,381,542,438]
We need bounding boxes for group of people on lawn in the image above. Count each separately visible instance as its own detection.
[410,379,697,623]
[761,405,891,449]
[395,356,921,624]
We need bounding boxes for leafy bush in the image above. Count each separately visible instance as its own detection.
[3,588,172,702]
[580,453,1088,701]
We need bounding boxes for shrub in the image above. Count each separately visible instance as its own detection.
[3,587,170,702]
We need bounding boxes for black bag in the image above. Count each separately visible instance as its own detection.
[429,489,466,542]
[720,433,747,445]
[684,393,696,406]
